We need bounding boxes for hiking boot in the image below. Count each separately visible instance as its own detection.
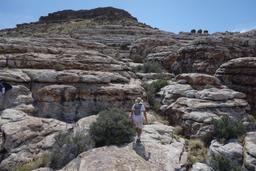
[136,138,141,144]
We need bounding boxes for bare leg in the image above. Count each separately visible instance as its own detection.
[136,128,142,139]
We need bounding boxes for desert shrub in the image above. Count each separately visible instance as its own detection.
[187,139,208,164]
[12,154,50,171]
[174,125,183,135]
[50,130,94,169]
[136,61,164,73]
[213,115,245,141]
[90,108,135,147]
[143,79,168,110]
[211,155,241,171]
[54,63,65,71]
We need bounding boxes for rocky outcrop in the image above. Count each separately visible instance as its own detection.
[59,146,161,171]
[0,37,144,122]
[59,122,187,171]
[141,33,256,75]
[243,132,256,171]
[208,139,243,166]
[132,122,187,171]
[159,73,249,139]
[0,109,72,171]
[216,57,256,112]
[39,7,138,23]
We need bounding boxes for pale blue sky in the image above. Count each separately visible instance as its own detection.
[0,0,256,33]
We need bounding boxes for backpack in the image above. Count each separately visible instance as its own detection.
[134,104,143,115]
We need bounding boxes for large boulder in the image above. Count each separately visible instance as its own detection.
[0,109,72,171]
[159,73,250,139]
[216,57,256,112]
[208,139,243,167]
[59,146,161,171]
[132,123,187,171]
[0,85,33,111]
[243,132,256,171]
[60,122,187,171]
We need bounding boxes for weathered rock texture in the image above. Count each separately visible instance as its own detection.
[243,132,256,171]
[159,73,250,139]
[216,57,256,112]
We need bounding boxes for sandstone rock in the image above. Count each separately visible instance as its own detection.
[131,123,187,171]
[243,132,256,171]
[0,69,31,83]
[208,139,243,166]
[59,146,161,171]
[0,109,72,171]
[191,162,213,171]
[158,74,249,139]
[0,85,33,110]
[176,73,221,88]
[216,57,256,112]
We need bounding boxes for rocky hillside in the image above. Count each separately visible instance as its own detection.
[0,7,256,171]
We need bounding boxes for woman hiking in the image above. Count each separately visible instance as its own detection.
[129,97,148,143]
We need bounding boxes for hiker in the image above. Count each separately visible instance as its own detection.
[0,80,12,96]
[129,97,148,143]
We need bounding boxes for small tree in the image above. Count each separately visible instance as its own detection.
[90,108,135,147]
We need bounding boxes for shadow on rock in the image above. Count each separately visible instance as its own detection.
[132,142,151,161]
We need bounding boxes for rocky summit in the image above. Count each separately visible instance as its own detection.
[0,7,256,171]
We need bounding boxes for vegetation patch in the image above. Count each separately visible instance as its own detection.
[54,63,65,71]
[12,154,50,171]
[187,139,208,164]
[211,155,241,171]
[136,61,164,73]
[143,79,168,110]
[90,108,135,147]
[213,115,245,141]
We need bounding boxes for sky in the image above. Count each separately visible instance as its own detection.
[0,0,256,33]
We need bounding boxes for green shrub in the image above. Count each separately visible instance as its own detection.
[54,63,65,71]
[213,115,245,141]
[211,155,241,171]
[143,79,168,110]
[174,125,183,135]
[136,61,164,73]
[187,139,208,164]
[12,154,50,171]
[90,108,135,147]
[50,130,94,169]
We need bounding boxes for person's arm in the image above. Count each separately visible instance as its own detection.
[141,104,148,124]
[129,104,134,119]
[144,111,148,124]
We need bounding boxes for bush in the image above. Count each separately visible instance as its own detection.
[136,61,164,73]
[50,130,94,169]
[211,155,241,171]
[12,154,50,171]
[54,64,65,71]
[90,108,135,147]
[174,125,183,135]
[187,139,208,164]
[143,79,168,110]
[213,115,245,141]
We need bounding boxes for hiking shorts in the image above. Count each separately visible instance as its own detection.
[132,114,144,129]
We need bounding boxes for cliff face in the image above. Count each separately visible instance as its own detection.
[0,7,256,171]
